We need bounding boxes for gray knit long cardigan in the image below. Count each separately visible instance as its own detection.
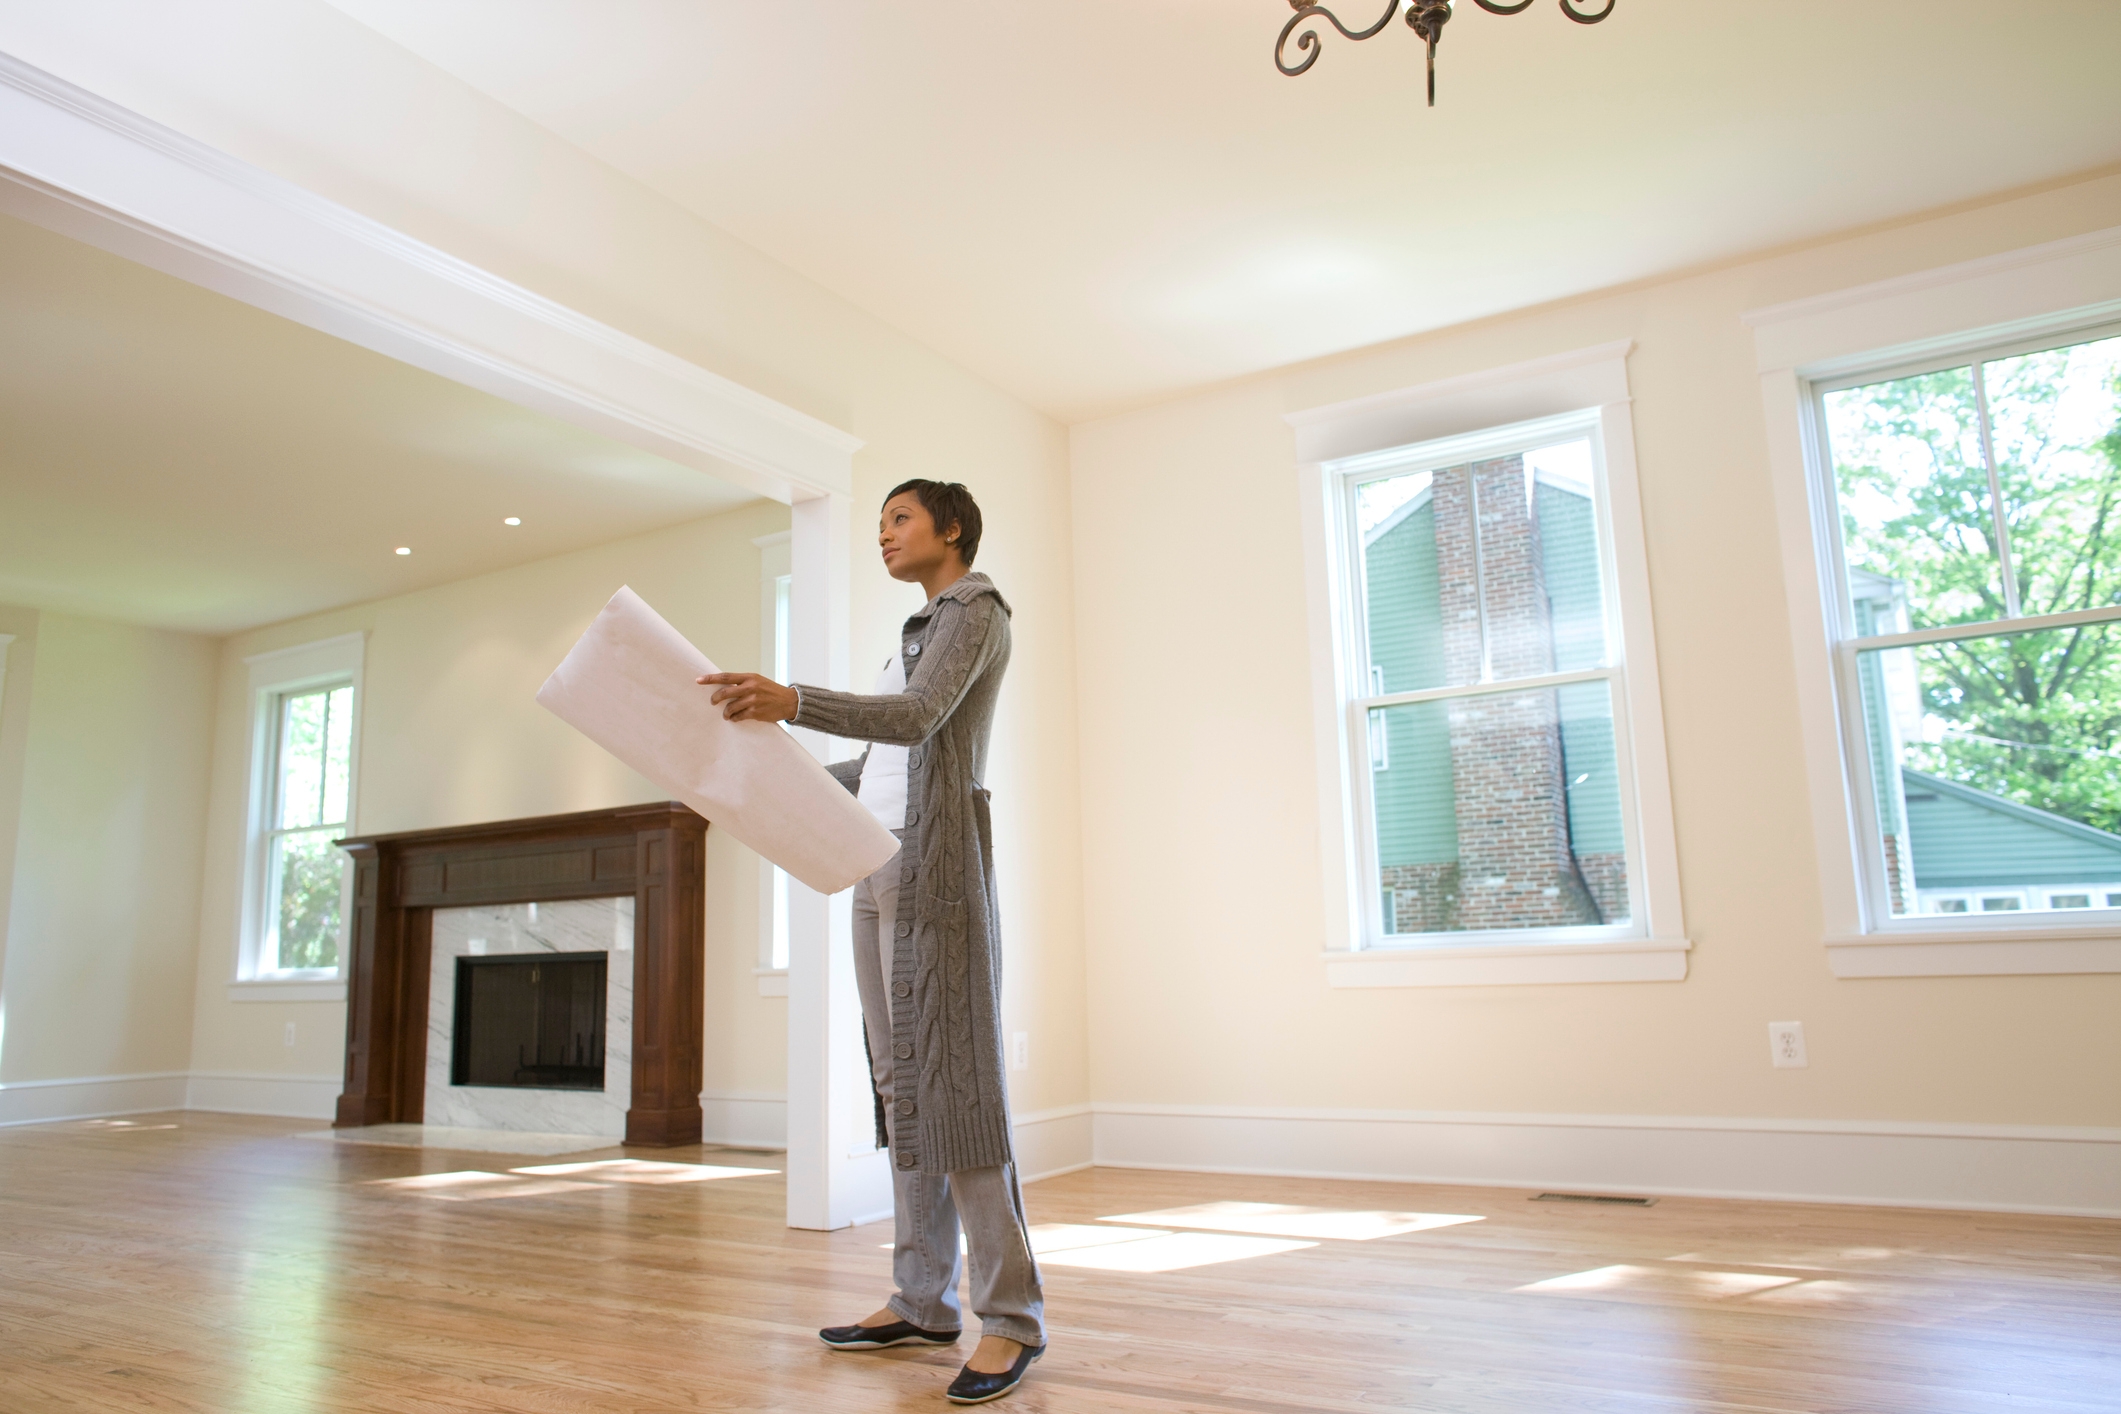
[791,572,1014,1176]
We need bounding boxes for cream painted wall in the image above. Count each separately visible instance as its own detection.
[0,2,1087,1120]
[1069,173,2121,1130]
[0,610,215,1083]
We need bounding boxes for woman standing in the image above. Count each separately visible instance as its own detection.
[700,480,1045,1406]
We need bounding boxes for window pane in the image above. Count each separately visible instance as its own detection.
[1824,368,2004,629]
[1527,441,1609,673]
[279,684,352,830]
[1982,333,2121,619]
[1855,622,2121,917]
[1368,682,1628,935]
[1359,470,1452,692]
[322,685,353,826]
[278,689,328,829]
[1359,440,1606,694]
[272,829,344,970]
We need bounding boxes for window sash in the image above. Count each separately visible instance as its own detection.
[1333,415,1645,948]
[1811,319,2121,645]
[1813,328,2121,930]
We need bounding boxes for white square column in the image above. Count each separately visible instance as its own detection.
[784,491,894,1230]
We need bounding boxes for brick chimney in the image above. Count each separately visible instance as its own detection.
[1430,455,1602,929]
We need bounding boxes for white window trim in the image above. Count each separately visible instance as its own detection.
[230,632,365,1000]
[1746,223,2121,978]
[754,530,792,997]
[1289,340,1690,987]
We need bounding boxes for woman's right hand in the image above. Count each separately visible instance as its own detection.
[698,672,799,723]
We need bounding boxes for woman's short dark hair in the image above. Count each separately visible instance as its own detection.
[885,479,984,567]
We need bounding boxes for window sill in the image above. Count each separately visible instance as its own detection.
[1826,930,2121,978]
[1323,938,1690,988]
[754,968,789,997]
[227,978,346,1002]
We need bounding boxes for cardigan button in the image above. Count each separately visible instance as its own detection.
[907,642,922,656]
[896,1151,916,1169]
[895,922,912,939]
[896,1098,915,1116]
[908,748,922,768]
[893,981,911,998]
[900,865,915,884]
[894,1042,913,1060]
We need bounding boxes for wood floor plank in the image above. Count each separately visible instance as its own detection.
[0,1112,2115,1413]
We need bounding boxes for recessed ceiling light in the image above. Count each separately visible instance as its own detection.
[395,546,412,556]
[503,517,521,526]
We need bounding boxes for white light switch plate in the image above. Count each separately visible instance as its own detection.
[1010,1031,1029,1071]
[1768,1020,1808,1068]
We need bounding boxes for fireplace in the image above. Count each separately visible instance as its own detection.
[452,952,608,1090]
[333,802,708,1146]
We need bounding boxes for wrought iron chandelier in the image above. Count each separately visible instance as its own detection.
[1276,0,1615,106]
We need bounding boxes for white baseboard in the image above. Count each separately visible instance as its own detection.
[0,1071,190,1127]
[1014,1103,1095,1183]
[186,1071,342,1120]
[700,1090,788,1149]
[1090,1104,2121,1217]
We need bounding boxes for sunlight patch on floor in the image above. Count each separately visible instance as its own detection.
[512,1159,778,1184]
[77,1119,180,1131]
[1098,1201,1485,1241]
[1029,1223,1173,1255]
[1035,1226,1316,1273]
[368,1170,601,1202]
[1518,1262,1815,1300]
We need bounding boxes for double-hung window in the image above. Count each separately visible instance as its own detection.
[1815,326,2121,930]
[262,684,354,970]
[237,633,364,991]
[1295,343,1688,986]
[1341,415,1635,942]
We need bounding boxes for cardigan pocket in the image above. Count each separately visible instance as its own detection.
[916,890,968,933]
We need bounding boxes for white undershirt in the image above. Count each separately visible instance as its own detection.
[856,654,910,830]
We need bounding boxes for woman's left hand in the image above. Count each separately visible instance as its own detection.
[698,672,799,723]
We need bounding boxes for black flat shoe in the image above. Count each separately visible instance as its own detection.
[818,1318,961,1350]
[945,1343,1044,1404]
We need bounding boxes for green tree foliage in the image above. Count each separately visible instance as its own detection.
[1828,340,2121,832]
[276,833,343,970]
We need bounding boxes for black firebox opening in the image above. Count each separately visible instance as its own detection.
[451,951,607,1090]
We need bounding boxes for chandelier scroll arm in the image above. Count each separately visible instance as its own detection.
[1558,0,1617,22]
[1275,0,1405,77]
[1469,0,1536,14]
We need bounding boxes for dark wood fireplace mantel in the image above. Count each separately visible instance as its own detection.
[334,802,708,1146]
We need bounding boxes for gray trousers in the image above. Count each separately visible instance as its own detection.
[852,848,1045,1346]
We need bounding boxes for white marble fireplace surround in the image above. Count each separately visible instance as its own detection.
[426,898,634,1137]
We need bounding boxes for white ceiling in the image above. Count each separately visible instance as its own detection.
[325,0,2121,422]
[0,212,757,635]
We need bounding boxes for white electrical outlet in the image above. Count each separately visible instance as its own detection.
[1010,1031,1029,1072]
[1767,1020,1808,1068]
[283,1022,297,1049]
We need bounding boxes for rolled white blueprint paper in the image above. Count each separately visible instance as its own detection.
[536,585,898,895]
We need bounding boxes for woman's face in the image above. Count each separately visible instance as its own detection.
[878,493,960,584]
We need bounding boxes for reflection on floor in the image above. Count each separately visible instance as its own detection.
[2,1112,2115,1414]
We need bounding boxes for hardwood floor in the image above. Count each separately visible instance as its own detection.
[1,1112,2115,1413]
